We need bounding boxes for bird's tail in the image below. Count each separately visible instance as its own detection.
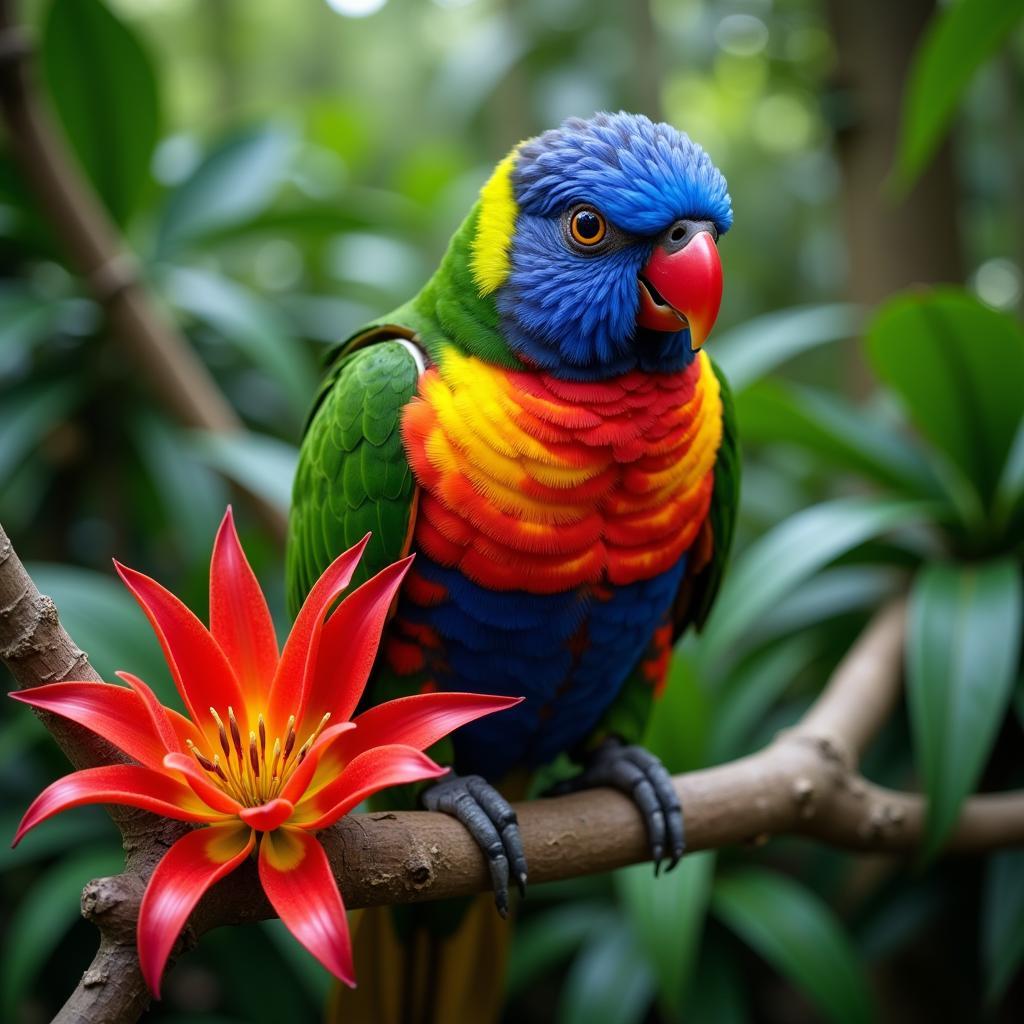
[327,895,511,1024]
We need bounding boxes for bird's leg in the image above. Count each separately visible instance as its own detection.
[546,737,685,873]
[421,771,528,916]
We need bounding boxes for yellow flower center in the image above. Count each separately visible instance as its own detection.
[186,706,331,807]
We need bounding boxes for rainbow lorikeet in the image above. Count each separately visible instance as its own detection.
[286,111,738,917]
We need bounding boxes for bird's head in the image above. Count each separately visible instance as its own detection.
[464,111,732,379]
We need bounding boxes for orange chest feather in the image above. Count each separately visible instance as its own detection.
[400,348,723,594]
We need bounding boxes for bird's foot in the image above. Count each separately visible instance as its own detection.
[421,771,527,917]
[546,738,685,874]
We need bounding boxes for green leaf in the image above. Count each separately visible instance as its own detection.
[188,430,297,516]
[558,928,655,1024]
[709,634,819,761]
[992,417,1024,539]
[506,903,617,997]
[0,808,111,871]
[894,0,1024,189]
[41,0,159,224]
[686,936,750,1024]
[713,303,861,391]
[615,852,715,1019]
[0,846,124,1019]
[698,497,930,667]
[907,559,1023,859]
[642,652,709,773]
[712,869,874,1024]
[0,380,78,484]
[983,849,1024,1004]
[156,124,296,254]
[866,290,1024,508]
[736,380,940,497]
[26,563,175,704]
[161,266,316,423]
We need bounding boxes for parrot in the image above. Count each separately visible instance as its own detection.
[286,110,738,1022]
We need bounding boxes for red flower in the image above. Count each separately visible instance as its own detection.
[11,509,520,995]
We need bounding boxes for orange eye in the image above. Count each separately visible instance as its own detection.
[570,207,607,246]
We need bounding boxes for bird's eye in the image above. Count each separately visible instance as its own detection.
[569,206,607,246]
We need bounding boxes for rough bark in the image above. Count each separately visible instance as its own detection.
[4,525,1023,1024]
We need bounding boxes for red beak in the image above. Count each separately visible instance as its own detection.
[636,230,723,348]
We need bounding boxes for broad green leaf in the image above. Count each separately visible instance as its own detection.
[866,290,1024,507]
[0,380,78,485]
[713,869,874,1024]
[907,559,1023,859]
[0,808,111,871]
[709,634,819,761]
[992,417,1024,539]
[131,413,228,560]
[713,303,861,391]
[507,903,618,997]
[161,266,316,422]
[983,849,1024,1003]
[156,125,296,254]
[188,430,297,516]
[642,652,709,773]
[698,497,930,666]
[615,852,715,1018]
[27,563,174,704]
[558,927,655,1024]
[894,0,1024,188]
[736,380,939,497]
[686,937,750,1023]
[41,0,159,224]
[0,846,123,1018]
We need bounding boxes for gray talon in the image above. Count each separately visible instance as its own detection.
[545,738,685,871]
[422,771,527,915]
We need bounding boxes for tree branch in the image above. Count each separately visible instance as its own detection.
[3,523,1023,1024]
[0,0,287,542]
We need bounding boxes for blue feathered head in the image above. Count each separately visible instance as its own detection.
[468,111,732,380]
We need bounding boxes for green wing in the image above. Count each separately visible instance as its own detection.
[286,338,420,620]
[673,357,741,638]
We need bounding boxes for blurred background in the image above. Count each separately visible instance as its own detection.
[1,0,1022,1021]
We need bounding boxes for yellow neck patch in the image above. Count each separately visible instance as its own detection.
[469,151,518,297]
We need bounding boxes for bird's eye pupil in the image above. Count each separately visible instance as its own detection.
[570,208,606,246]
[576,212,600,238]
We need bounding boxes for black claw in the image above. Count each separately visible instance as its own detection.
[421,771,527,914]
[545,739,687,872]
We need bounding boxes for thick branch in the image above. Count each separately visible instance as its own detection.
[4,515,1023,1024]
[0,2,287,542]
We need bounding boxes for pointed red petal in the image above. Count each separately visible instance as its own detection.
[162,753,243,816]
[292,744,445,831]
[258,826,354,986]
[10,682,177,770]
[276,722,355,806]
[267,536,369,733]
[137,823,254,997]
[13,765,226,845]
[308,693,523,793]
[239,799,294,831]
[116,672,184,755]
[210,508,279,701]
[303,557,415,726]
[115,560,246,730]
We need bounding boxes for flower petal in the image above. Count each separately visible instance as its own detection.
[258,826,354,986]
[292,744,445,831]
[302,557,415,726]
[137,823,254,997]
[277,722,355,806]
[239,799,294,831]
[9,682,173,770]
[210,508,279,702]
[162,753,244,816]
[116,672,186,754]
[266,535,370,734]
[115,560,246,732]
[309,693,523,793]
[13,765,225,845]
